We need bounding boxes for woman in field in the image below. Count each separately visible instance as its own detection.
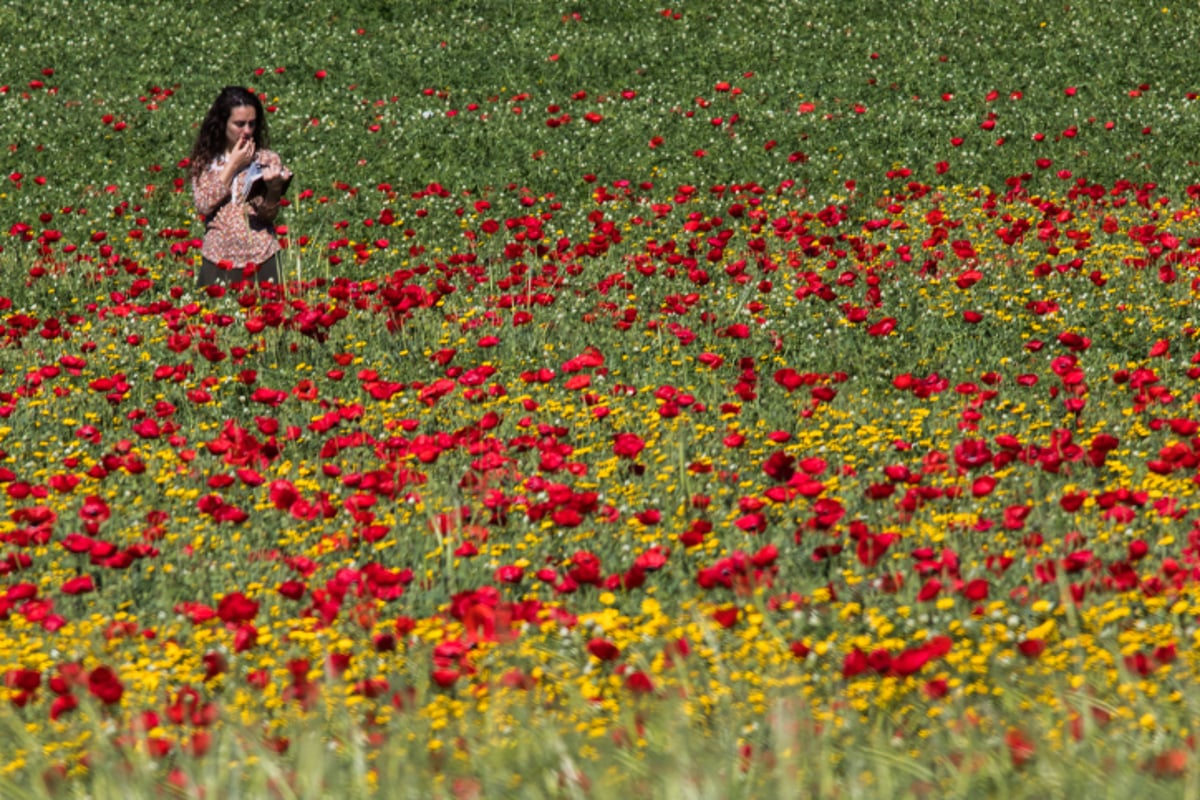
[188,86,291,287]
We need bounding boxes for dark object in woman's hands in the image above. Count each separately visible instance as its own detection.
[246,165,291,202]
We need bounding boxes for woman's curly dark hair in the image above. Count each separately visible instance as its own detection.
[188,87,268,180]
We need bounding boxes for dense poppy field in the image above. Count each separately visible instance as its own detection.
[5,1,1200,797]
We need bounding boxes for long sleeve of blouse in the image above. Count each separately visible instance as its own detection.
[193,167,231,218]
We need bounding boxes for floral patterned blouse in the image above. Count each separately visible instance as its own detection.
[192,148,286,268]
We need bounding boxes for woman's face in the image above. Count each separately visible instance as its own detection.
[224,105,257,152]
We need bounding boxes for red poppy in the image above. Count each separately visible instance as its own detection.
[87,665,123,705]
[1146,749,1189,779]
[61,575,95,595]
[587,638,620,661]
[1005,728,1036,768]
[216,592,259,624]
[50,693,78,721]
[889,646,933,676]
[712,606,739,628]
[250,387,288,406]
[971,476,997,497]
[953,439,993,470]
[431,668,458,688]
[762,451,796,482]
[494,565,524,584]
[842,649,869,678]
[866,317,896,337]
[79,495,110,524]
[623,671,654,694]
[961,578,990,601]
[1017,639,1046,659]
[612,433,646,460]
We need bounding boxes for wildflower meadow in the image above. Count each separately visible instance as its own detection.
[5,1,1200,797]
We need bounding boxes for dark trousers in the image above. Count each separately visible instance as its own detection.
[198,255,279,287]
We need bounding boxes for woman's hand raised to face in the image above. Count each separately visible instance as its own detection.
[228,136,256,172]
